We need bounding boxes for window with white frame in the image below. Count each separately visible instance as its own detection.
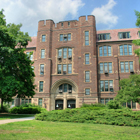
[97,33,110,41]
[39,81,43,92]
[120,61,133,73]
[99,46,111,56]
[85,31,89,46]
[59,33,71,41]
[42,35,46,42]
[41,49,45,58]
[119,45,132,55]
[99,62,112,73]
[85,88,90,95]
[85,53,89,64]
[118,32,130,39]
[100,80,113,92]
[85,71,90,82]
[40,64,44,75]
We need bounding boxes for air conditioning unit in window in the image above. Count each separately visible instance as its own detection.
[130,69,134,73]
[63,71,66,75]
[57,56,62,60]
[68,55,72,59]
[104,70,108,74]
[68,90,72,93]
[59,90,63,93]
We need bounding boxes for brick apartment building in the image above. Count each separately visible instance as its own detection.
[12,15,140,110]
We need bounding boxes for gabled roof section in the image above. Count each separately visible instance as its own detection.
[26,36,37,48]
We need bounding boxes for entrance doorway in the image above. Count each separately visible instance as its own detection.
[55,100,63,110]
[67,99,76,109]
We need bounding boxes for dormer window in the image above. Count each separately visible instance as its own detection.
[59,33,71,41]
[118,32,130,39]
[98,33,110,41]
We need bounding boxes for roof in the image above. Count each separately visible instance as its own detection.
[26,36,37,48]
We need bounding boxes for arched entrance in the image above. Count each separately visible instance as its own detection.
[67,99,76,109]
[55,99,63,110]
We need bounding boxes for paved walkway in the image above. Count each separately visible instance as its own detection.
[0,117,35,125]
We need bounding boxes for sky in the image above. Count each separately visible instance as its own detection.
[0,0,140,36]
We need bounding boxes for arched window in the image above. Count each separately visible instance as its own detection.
[59,84,72,93]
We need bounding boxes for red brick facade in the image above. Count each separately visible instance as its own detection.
[10,16,140,110]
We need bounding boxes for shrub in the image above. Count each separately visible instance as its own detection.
[107,100,122,109]
[9,106,43,114]
[0,103,10,113]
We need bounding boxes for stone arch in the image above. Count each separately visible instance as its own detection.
[51,78,78,93]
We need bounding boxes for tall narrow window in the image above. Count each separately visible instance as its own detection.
[124,45,128,55]
[85,88,90,95]
[128,45,132,55]
[40,64,44,75]
[85,71,90,82]
[41,49,45,58]
[129,61,133,70]
[39,81,43,92]
[120,62,124,73]
[100,81,104,91]
[109,62,112,73]
[42,35,46,42]
[63,84,67,92]
[119,46,123,55]
[108,46,111,56]
[68,48,72,56]
[68,64,72,74]
[104,63,108,72]
[68,33,71,41]
[58,64,62,74]
[38,98,42,107]
[125,62,129,72]
[85,53,89,64]
[85,31,89,46]
[104,46,107,56]
[58,49,62,57]
[105,81,108,91]
[100,63,103,73]
[60,34,63,41]
[63,64,67,74]
[99,47,103,56]
[63,48,67,59]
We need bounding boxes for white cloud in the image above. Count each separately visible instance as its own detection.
[91,0,118,28]
[0,0,84,36]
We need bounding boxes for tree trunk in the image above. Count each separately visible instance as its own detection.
[1,98,4,110]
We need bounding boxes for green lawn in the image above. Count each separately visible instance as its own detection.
[0,120,140,140]
[0,114,35,120]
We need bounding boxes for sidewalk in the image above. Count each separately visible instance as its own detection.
[0,117,35,125]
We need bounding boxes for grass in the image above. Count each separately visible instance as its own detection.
[0,114,35,120]
[0,120,140,140]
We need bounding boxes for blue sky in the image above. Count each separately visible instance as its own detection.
[0,0,140,36]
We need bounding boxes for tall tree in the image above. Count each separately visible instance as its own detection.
[0,9,35,110]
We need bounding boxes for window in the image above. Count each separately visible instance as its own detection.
[57,64,62,74]
[68,22,70,26]
[85,71,90,82]
[41,49,45,58]
[100,98,113,105]
[98,33,110,40]
[58,48,72,59]
[123,101,136,109]
[38,98,42,107]
[21,98,31,105]
[99,62,112,73]
[59,34,71,41]
[85,31,89,46]
[42,35,46,42]
[26,52,33,60]
[57,64,72,74]
[85,88,90,95]
[85,54,89,64]
[40,64,44,75]
[63,48,67,58]
[68,48,72,57]
[59,84,72,93]
[119,45,132,55]
[39,81,43,92]
[61,23,63,26]
[120,61,133,73]
[118,32,130,39]
[99,46,112,56]
[100,80,113,92]
[31,66,34,72]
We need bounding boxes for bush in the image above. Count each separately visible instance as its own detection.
[107,100,122,109]
[9,106,43,114]
[35,107,140,127]
[0,103,10,113]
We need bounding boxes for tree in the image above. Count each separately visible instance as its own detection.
[115,74,140,104]
[0,9,36,110]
